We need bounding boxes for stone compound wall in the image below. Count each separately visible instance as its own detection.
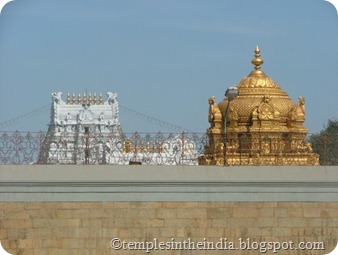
[1,166,338,255]
[1,202,338,255]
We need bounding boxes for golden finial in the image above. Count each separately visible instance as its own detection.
[122,141,126,153]
[93,93,97,105]
[72,93,76,105]
[249,45,266,77]
[88,93,92,104]
[140,141,144,153]
[78,94,81,104]
[83,93,87,104]
[99,93,103,105]
[67,93,70,104]
[126,139,131,153]
[146,142,150,154]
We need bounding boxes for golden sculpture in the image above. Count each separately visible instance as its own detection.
[199,46,319,166]
[208,96,223,131]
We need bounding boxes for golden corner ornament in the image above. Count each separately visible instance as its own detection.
[199,46,319,166]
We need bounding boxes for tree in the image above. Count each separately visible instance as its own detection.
[309,119,338,165]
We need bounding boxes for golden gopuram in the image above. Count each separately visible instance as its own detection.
[199,46,319,166]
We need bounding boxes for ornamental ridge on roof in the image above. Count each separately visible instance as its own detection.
[66,92,104,105]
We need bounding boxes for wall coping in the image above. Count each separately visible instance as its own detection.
[1,165,338,202]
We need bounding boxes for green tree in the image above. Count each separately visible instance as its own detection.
[309,119,338,165]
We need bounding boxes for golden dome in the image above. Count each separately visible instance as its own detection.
[227,46,296,128]
[200,46,318,166]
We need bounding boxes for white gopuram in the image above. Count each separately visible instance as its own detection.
[39,92,198,165]
[40,92,123,164]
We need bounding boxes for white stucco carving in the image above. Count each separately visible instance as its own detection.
[40,91,197,165]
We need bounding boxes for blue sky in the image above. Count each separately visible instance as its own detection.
[0,0,337,133]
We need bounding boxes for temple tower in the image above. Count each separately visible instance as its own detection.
[38,92,198,165]
[39,92,123,164]
[199,46,319,166]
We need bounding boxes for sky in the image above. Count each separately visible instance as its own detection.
[0,0,337,134]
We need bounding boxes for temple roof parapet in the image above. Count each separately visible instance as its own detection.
[52,91,117,105]
[50,91,120,132]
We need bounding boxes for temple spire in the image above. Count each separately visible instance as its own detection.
[249,45,266,77]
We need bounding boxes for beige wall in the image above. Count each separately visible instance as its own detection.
[1,165,338,254]
[1,201,338,255]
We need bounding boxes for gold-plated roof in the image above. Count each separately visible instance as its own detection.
[200,46,319,166]
[228,46,296,126]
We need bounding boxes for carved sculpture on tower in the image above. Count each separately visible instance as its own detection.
[199,46,319,166]
[200,96,225,165]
